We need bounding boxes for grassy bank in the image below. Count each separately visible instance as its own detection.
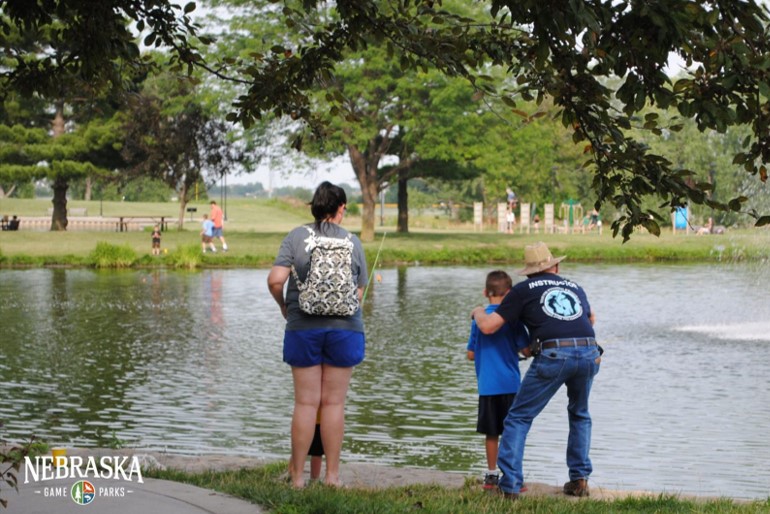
[1,198,769,267]
[148,463,769,514]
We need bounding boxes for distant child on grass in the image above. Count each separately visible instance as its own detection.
[467,270,530,491]
[151,225,162,256]
[201,214,216,253]
[309,408,325,480]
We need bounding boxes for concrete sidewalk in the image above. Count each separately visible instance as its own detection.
[11,475,262,514]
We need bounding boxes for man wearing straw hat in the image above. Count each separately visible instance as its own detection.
[471,242,600,500]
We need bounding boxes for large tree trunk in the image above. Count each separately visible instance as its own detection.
[50,177,69,231]
[349,145,379,242]
[397,170,409,233]
[0,184,16,198]
[347,130,398,242]
[361,178,378,242]
[176,181,188,230]
[84,176,93,201]
[50,102,68,231]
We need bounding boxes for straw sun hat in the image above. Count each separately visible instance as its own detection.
[517,242,566,276]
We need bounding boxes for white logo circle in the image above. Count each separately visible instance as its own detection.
[540,288,583,321]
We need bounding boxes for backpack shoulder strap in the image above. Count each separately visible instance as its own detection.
[291,226,318,290]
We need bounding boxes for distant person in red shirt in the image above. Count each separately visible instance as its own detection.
[209,200,228,252]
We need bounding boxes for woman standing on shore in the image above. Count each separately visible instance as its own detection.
[267,182,368,488]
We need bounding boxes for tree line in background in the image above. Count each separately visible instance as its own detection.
[1,1,769,237]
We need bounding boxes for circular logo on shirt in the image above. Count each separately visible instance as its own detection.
[540,288,583,321]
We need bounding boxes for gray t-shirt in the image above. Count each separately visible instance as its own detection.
[274,222,368,332]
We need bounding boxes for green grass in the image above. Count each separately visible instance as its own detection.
[1,197,769,268]
[165,244,205,270]
[88,242,138,268]
[146,463,770,514]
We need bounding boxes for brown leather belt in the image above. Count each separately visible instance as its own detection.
[540,337,596,349]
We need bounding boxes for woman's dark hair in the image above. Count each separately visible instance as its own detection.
[311,181,347,232]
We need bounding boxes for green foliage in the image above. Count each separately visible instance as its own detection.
[120,69,245,208]
[0,435,39,509]
[88,242,138,268]
[210,182,267,198]
[209,0,770,239]
[4,0,770,239]
[107,431,126,450]
[0,92,127,230]
[114,177,174,202]
[0,1,205,98]
[166,245,203,270]
[272,186,313,203]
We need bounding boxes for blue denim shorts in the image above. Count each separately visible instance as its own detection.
[212,227,223,237]
[283,329,365,368]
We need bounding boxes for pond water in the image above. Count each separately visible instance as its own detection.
[1,264,769,499]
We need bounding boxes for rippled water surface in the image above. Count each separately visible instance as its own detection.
[1,264,769,498]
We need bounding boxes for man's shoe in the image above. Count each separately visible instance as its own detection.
[482,472,499,491]
[502,492,519,501]
[563,478,589,497]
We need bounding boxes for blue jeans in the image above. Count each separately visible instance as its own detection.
[497,345,601,494]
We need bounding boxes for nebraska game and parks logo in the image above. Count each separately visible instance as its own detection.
[24,453,144,507]
[71,480,95,505]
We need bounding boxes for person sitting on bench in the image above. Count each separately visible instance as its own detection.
[7,215,20,231]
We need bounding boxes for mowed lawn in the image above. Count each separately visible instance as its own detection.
[1,197,769,265]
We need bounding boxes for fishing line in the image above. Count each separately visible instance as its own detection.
[362,231,387,303]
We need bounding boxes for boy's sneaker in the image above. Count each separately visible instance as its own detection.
[482,472,499,491]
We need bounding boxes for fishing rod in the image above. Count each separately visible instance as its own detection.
[362,231,387,303]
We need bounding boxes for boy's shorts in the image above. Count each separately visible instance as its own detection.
[308,424,324,456]
[283,329,365,368]
[202,235,212,243]
[477,393,516,436]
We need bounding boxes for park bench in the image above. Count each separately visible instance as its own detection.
[12,216,174,232]
[116,216,172,232]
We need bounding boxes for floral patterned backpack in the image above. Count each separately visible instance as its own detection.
[291,226,359,316]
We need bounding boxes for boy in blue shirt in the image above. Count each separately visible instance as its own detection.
[467,270,530,491]
[200,214,216,253]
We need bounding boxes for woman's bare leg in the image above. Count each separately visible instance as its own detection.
[290,365,322,488]
[319,364,354,486]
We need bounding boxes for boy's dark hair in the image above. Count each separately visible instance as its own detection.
[486,270,512,297]
[310,181,347,232]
